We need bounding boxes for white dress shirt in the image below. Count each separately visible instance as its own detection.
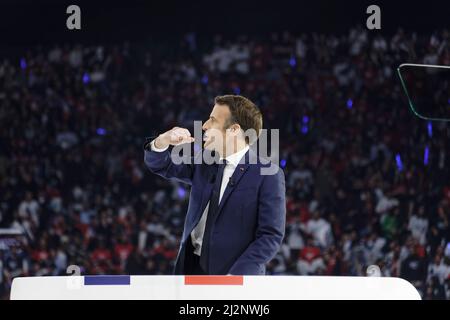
[150,140,250,255]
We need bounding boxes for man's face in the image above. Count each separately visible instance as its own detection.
[202,104,232,153]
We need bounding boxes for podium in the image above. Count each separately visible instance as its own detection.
[10,275,421,300]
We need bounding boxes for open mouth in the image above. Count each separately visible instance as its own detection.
[203,132,211,142]
[203,133,214,148]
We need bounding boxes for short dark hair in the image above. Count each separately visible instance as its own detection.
[214,95,263,145]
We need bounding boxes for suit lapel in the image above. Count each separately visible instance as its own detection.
[194,166,216,225]
[195,148,256,226]
[214,148,253,219]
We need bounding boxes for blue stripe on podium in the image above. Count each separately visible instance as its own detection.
[84,276,131,285]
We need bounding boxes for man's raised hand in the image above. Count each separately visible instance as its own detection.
[154,127,195,149]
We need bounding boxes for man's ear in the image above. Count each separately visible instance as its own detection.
[230,123,241,133]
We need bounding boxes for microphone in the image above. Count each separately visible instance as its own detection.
[228,177,234,186]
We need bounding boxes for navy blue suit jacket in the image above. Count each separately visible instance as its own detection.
[143,140,286,275]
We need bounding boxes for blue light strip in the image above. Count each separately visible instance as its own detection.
[84,276,130,286]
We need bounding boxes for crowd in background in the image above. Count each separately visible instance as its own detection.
[0,27,449,299]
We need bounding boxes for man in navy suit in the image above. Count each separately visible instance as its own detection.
[143,95,286,275]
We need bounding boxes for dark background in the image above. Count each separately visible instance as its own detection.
[0,0,449,46]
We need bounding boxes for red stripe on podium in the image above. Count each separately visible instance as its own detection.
[184,276,244,285]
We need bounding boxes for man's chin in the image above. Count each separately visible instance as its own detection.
[203,140,214,150]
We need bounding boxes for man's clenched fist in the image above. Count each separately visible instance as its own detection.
[154,127,195,149]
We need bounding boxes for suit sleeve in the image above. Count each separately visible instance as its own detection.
[143,136,195,185]
[228,166,286,275]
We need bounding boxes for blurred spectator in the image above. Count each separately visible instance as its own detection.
[297,238,325,275]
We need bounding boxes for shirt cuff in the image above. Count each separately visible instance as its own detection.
[150,139,169,152]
